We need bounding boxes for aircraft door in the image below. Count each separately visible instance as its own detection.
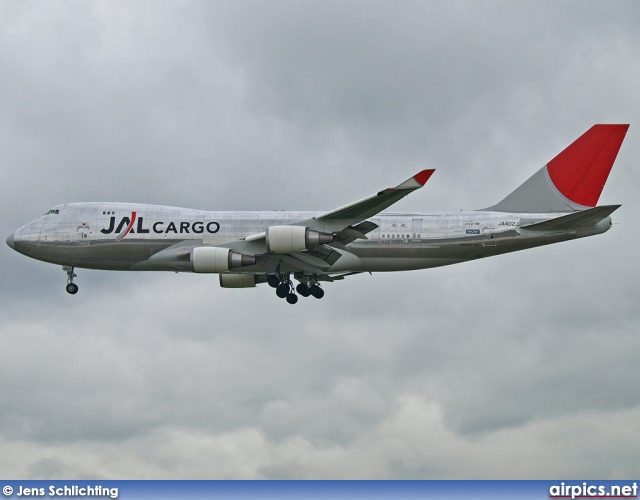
[77,222,91,245]
[482,226,497,247]
[409,217,424,247]
[411,218,423,247]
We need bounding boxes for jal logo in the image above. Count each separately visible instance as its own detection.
[101,212,220,241]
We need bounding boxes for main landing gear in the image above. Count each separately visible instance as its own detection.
[267,273,324,304]
[63,266,78,294]
[296,282,324,299]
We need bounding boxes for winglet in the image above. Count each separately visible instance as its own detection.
[315,169,435,222]
[395,169,435,189]
[413,169,436,186]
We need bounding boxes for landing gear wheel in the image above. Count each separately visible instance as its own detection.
[276,283,290,298]
[296,283,311,297]
[267,275,280,288]
[63,266,78,295]
[286,293,298,304]
[309,284,324,299]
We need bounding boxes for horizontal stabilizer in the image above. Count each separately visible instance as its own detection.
[520,205,621,231]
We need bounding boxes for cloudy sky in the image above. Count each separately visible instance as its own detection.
[1,0,639,479]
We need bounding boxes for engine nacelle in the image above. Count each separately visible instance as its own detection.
[192,247,256,273]
[266,226,334,253]
[219,274,257,288]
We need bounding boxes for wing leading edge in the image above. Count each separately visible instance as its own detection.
[315,169,435,221]
[227,169,436,275]
[243,169,435,240]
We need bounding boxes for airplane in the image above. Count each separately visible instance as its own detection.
[6,124,628,304]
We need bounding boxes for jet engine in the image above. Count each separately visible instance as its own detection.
[266,226,333,253]
[192,247,256,273]
[219,274,257,288]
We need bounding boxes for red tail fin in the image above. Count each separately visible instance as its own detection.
[547,124,629,207]
[483,124,628,213]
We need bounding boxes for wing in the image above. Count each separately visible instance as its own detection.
[141,170,435,279]
[238,169,435,275]
[241,169,435,243]
[301,169,435,232]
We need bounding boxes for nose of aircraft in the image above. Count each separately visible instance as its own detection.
[6,232,14,249]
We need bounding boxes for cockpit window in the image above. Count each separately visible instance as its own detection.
[44,209,60,215]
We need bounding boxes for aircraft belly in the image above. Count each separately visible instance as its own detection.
[349,229,577,272]
[34,239,180,271]
[358,257,467,272]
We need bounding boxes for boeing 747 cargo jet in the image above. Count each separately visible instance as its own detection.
[7,124,628,304]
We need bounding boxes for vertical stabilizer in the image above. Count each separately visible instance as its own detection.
[483,124,628,212]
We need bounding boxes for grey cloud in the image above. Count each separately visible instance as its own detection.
[1,0,640,479]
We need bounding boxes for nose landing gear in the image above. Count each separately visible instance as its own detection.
[63,266,78,294]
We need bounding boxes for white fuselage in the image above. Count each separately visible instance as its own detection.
[8,202,612,275]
